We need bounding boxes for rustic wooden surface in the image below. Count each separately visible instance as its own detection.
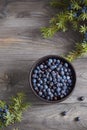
[0,0,87,130]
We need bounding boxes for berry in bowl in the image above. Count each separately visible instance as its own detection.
[29,55,76,103]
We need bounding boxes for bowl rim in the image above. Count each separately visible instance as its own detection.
[29,55,76,103]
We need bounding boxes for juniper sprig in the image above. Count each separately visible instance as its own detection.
[41,0,87,61]
[0,93,30,128]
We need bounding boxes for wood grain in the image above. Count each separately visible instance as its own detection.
[0,0,87,130]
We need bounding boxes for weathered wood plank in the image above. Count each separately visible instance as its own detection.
[0,57,87,104]
[4,104,87,130]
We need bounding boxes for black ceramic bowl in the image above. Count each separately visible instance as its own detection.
[29,55,76,103]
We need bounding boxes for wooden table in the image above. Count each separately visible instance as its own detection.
[0,0,87,130]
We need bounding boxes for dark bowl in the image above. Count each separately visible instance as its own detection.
[29,55,76,103]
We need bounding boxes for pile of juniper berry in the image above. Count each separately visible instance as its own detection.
[32,57,75,101]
